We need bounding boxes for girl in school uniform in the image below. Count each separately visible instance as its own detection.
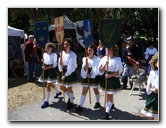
[39,42,62,109]
[141,53,158,120]
[75,43,100,112]
[57,38,78,110]
[98,45,123,120]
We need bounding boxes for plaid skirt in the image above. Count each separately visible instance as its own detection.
[81,75,100,87]
[57,71,78,85]
[100,73,121,92]
[38,68,57,83]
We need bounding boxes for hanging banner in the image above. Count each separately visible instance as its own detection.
[34,21,48,48]
[84,19,93,48]
[76,19,93,48]
[100,19,121,48]
[55,16,64,45]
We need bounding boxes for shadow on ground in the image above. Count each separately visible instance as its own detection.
[49,97,148,121]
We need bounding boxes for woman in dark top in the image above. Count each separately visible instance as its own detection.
[97,39,106,58]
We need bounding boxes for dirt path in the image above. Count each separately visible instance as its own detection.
[8,77,46,111]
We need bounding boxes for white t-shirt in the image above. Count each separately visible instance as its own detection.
[98,56,123,77]
[144,47,157,60]
[43,52,57,68]
[81,55,100,79]
[58,51,77,76]
[146,70,158,95]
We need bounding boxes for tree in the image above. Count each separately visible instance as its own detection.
[8,8,158,40]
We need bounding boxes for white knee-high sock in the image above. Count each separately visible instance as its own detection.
[45,91,50,102]
[53,85,60,93]
[95,94,100,103]
[65,91,70,97]
[79,95,86,107]
[106,102,113,113]
[69,93,74,103]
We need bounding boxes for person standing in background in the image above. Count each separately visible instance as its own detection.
[121,37,139,89]
[97,39,106,58]
[144,41,157,75]
[20,39,28,76]
[33,39,42,80]
[24,35,35,82]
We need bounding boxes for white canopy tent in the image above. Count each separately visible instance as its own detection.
[8,26,26,79]
[49,15,76,31]
[8,26,25,37]
[8,26,25,61]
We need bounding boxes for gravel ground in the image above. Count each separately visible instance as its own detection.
[8,77,45,112]
[8,67,82,112]
[8,64,150,120]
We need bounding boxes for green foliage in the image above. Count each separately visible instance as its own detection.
[8,8,158,39]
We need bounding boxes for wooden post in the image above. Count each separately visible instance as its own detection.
[42,48,45,100]
[85,48,91,104]
[55,16,65,101]
[104,55,109,110]
[60,44,65,102]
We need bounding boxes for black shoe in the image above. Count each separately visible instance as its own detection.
[75,105,83,112]
[54,91,62,98]
[41,101,49,109]
[66,102,74,110]
[67,97,75,104]
[121,84,127,90]
[129,83,133,89]
[94,102,101,109]
[102,112,110,120]
[111,104,115,109]
[28,80,34,83]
